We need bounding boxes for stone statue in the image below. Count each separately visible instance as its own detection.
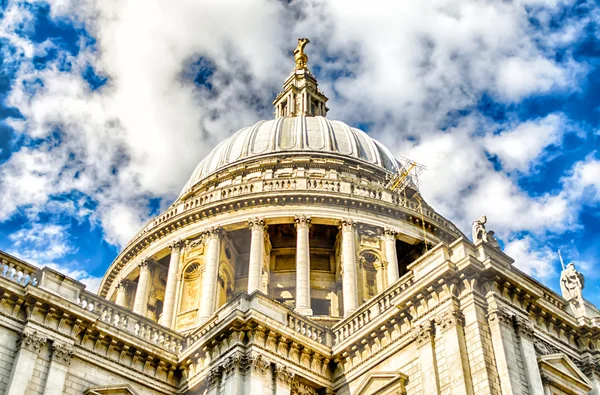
[471,215,488,243]
[294,38,310,70]
[487,230,500,249]
[560,262,584,302]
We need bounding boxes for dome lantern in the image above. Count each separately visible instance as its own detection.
[273,38,329,118]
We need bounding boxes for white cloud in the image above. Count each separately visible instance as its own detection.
[0,0,594,268]
[562,154,600,202]
[7,222,102,291]
[504,236,557,281]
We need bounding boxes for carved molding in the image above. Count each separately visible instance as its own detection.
[51,342,74,365]
[17,330,47,353]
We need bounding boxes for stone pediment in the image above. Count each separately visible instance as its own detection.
[538,353,592,395]
[353,371,408,395]
[84,384,139,395]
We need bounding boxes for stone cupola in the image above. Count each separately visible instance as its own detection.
[273,38,329,118]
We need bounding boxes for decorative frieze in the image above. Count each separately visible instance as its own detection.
[16,330,47,353]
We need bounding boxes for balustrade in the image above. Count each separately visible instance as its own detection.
[77,291,183,352]
[0,256,39,287]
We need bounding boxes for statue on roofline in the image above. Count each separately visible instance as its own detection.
[559,250,584,302]
[472,215,488,243]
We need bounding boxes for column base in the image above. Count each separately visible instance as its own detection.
[295,307,313,316]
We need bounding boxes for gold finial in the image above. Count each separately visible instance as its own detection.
[294,38,310,70]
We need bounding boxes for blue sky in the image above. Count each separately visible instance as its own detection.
[0,0,599,302]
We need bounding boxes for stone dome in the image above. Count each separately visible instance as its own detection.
[180,116,401,197]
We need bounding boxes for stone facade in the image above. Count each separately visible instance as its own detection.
[2,41,600,394]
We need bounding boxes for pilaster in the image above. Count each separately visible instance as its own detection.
[42,341,74,395]
[435,308,474,395]
[487,304,526,395]
[514,316,544,395]
[274,364,295,395]
[244,353,272,395]
[414,321,440,395]
[6,329,47,395]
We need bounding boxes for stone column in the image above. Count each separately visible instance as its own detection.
[514,316,544,395]
[414,321,440,395]
[199,227,222,321]
[295,215,312,315]
[248,218,266,294]
[6,329,47,395]
[132,259,151,316]
[383,228,400,284]
[115,279,131,307]
[436,309,474,394]
[487,304,523,394]
[42,341,74,395]
[341,219,359,316]
[160,240,184,328]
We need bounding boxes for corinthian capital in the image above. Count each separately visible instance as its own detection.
[514,316,535,339]
[340,218,356,232]
[206,226,223,239]
[169,239,184,252]
[248,217,266,230]
[294,215,312,228]
[116,279,133,292]
[412,321,435,346]
[17,330,47,353]
[51,342,74,365]
[383,227,399,239]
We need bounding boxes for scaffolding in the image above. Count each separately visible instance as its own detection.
[386,157,429,250]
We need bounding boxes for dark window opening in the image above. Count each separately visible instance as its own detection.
[395,239,427,276]
[311,298,330,316]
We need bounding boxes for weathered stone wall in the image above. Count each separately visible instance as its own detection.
[0,328,18,393]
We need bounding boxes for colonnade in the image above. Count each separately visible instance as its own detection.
[115,217,403,329]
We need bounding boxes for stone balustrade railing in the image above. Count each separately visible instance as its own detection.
[287,312,327,345]
[77,291,184,353]
[333,273,414,344]
[0,252,40,287]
